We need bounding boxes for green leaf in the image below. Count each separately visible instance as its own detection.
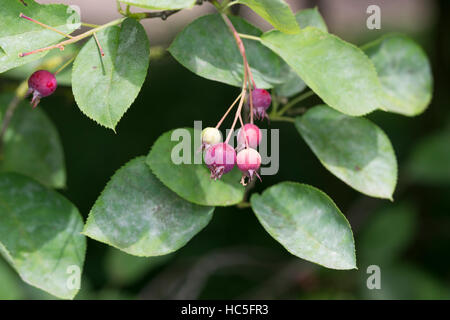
[119,0,196,10]
[359,203,417,264]
[295,7,328,31]
[2,45,78,86]
[0,0,80,73]
[0,94,66,189]
[295,105,397,199]
[169,14,287,89]
[72,18,150,130]
[407,129,450,185]
[0,172,86,299]
[363,34,432,116]
[146,128,245,206]
[250,182,356,270]
[236,0,299,34]
[0,257,23,299]
[83,157,214,256]
[274,8,327,98]
[261,27,383,116]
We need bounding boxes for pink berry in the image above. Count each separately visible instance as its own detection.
[236,148,262,185]
[27,70,57,108]
[204,143,236,180]
[248,88,271,120]
[237,123,262,150]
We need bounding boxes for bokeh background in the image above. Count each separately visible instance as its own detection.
[0,0,449,299]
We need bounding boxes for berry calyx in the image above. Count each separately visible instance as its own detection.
[248,88,271,120]
[237,123,262,150]
[27,70,57,108]
[204,142,236,180]
[201,127,222,151]
[236,148,262,185]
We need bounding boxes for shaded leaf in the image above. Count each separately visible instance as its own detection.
[146,128,245,206]
[296,105,397,199]
[0,94,66,188]
[105,248,172,285]
[0,0,80,73]
[72,18,150,130]
[363,34,432,116]
[236,0,299,34]
[261,27,383,116]
[0,173,86,299]
[251,182,356,270]
[84,157,214,256]
[169,14,287,89]
[359,203,417,264]
[407,129,450,185]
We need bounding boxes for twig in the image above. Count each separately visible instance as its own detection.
[277,90,315,116]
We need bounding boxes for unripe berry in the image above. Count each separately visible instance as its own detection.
[201,127,222,151]
[248,88,271,120]
[27,70,57,108]
[204,142,236,180]
[236,148,262,185]
[237,123,262,150]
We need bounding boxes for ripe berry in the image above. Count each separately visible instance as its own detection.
[27,70,57,108]
[237,123,262,150]
[248,88,271,120]
[204,142,236,180]
[201,127,222,151]
[236,148,262,185]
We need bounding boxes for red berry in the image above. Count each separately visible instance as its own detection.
[27,70,57,108]
[236,148,262,185]
[237,123,262,150]
[204,143,236,180]
[248,88,271,120]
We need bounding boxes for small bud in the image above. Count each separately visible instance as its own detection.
[247,88,271,121]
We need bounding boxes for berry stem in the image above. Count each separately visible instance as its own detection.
[238,111,249,149]
[19,17,126,57]
[221,13,256,123]
[215,92,242,129]
[19,13,74,39]
[225,79,247,144]
[277,90,315,116]
[18,2,203,58]
[93,33,105,57]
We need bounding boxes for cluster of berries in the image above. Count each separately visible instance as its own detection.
[201,88,271,186]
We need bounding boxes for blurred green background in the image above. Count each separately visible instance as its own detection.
[0,0,449,299]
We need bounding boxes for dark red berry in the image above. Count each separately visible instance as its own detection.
[237,123,262,150]
[236,148,262,185]
[248,88,271,120]
[27,70,57,108]
[204,142,236,180]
